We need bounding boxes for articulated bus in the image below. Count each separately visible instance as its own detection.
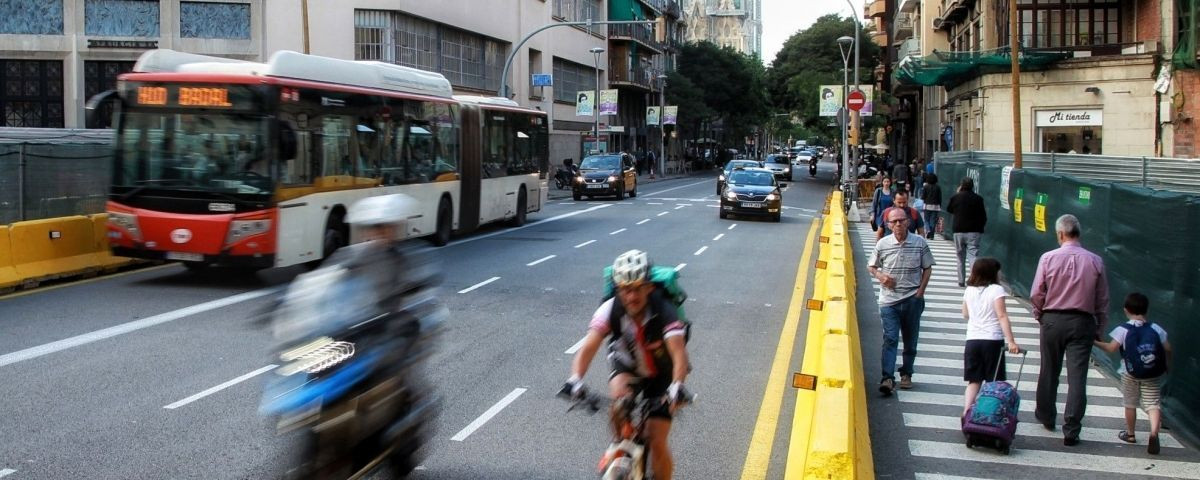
[95,49,547,270]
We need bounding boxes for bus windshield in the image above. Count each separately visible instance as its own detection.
[114,110,273,197]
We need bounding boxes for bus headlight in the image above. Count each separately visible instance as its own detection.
[226,219,271,246]
[107,212,142,242]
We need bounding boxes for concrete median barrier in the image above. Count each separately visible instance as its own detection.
[89,213,134,270]
[8,216,100,287]
[0,226,17,291]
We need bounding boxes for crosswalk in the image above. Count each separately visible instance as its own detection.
[853,223,1200,479]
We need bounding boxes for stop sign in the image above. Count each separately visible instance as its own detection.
[847,90,866,111]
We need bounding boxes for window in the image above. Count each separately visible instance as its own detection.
[180,2,251,39]
[277,113,312,185]
[317,115,353,177]
[552,0,603,35]
[354,10,507,91]
[1017,0,1121,49]
[483,113,508,178]
[382,99,458,185]
[0,0,63,34]
[552,57,598,103]
[529,49,543,99]
[1,60,64,128]
[84,0,159,37]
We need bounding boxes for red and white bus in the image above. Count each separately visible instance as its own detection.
[96,50,547,270]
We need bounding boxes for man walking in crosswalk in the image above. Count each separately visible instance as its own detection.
[868,208,936,395]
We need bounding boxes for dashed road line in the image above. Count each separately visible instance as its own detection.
[728,223,737,230]
[713,233,725,241]
[642,179,710,197]
[164,365,278,410]
[674,205,687,210]
[610,228,627,235]
[450,388,527,442]
[657,211,670,216]
[526,255,556,266]
[674,263,687,271]
[637,219,651,225]
[574,240,596,248]
[0,469,15,478]
[648,202,664,205]
[565,336,588,355]
[694,246,708,256]
[458,276,501,294]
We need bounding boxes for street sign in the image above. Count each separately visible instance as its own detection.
[847,90,866,111]
[532,74,552,86]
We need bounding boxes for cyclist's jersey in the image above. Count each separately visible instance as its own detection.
[589,296,686,380]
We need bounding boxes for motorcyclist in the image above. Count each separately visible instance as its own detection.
[562,250,690,479]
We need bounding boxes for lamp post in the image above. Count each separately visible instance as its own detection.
[845,0,860,180]
[837,36,854,192]
[657,73,668,176]
[590,47,605,154]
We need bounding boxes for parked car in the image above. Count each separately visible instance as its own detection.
[573,153,637,201]
[762,154,792,179]
[717,159,763,195]
[720,167,783,222]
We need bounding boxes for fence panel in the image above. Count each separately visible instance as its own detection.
[0,146,20,224]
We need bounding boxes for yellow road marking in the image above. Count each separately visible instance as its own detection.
[739,218,820,480]
[0,263,175,301]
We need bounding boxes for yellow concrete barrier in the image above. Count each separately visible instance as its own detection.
[89,214,134,270]
[0,225,18,291]
[9,216,100,286]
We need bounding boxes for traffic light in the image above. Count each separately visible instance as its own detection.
[655,17,667,43]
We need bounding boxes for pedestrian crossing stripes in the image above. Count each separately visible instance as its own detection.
[852,222,1200,479]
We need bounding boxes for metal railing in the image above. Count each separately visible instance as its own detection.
[609,60,654,90]
[608,23,662,51]
[934,150,1200,195]
[0,130,114,224]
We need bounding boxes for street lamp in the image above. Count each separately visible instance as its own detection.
[837,35,854,191]
[590,47,605,154]
[657,73,668,176]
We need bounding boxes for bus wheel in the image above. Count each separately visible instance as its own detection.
[431,198,452,246]
[510,189,527,227]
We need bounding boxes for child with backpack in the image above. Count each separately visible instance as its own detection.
[961,258,1020,416]
[1094,292,1173,455]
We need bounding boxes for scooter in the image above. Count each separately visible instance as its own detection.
[808,157,818,177]
[554,160,580,190]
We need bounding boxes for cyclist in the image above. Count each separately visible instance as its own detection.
[561,249,690,479]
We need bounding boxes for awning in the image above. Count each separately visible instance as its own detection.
[894,47,1071,89]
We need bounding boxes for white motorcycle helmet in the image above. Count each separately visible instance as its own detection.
[346,194,417,241]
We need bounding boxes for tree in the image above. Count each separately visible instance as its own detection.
[672,41,770,151]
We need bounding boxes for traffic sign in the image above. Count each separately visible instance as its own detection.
[847,90,866,111]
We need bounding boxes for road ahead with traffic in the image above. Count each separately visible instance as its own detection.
[0,168,835,479]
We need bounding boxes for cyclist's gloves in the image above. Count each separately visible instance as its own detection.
[559,375,586,400]
[667,381,684,404]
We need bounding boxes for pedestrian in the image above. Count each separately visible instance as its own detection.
[870,177,896,232]
[945,177,987,287]
[647,149,657,176]
[960,258,1021,416]
[919,172,941,240]
[868,207,935,396]
[913,160,925,198]
[875,189,925,240]
[1031,214,1109,446]
[892,159,912,193]
[1094,292,1171,455]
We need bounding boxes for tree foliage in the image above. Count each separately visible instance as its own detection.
[670,41,769,145]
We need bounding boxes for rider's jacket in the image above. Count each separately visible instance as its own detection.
[589,292,685,380]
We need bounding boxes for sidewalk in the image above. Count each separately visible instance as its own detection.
[852,222,1200,479]
[546,170,707,200]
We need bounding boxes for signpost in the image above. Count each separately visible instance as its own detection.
[847,89,866,112]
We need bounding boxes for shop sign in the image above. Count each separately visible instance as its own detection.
[88,40,158,49]
[1036,109,1103,127]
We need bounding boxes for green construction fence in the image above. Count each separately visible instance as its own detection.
[934,159,1200,447]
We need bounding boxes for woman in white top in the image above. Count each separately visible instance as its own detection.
[961,258,1020,416]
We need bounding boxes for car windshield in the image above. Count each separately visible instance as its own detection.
[580,155,620,170]
[729,171,775,186]
[114,110,273,196]
[765,155,787,164]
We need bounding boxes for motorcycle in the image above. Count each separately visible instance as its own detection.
[554,161,580,190]
[261,246,445,479]
[808,157,818,177]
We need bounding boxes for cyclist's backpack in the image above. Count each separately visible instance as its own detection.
[1118,322,1167,379]
[602,265,690,342]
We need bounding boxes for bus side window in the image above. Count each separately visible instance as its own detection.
[318,115,352,177]
[427,102,459,181]
[277,115,313,185]
[354,117,381,180]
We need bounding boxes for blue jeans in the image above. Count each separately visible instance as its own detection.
[922,210,939,237]
[880,294,925,381]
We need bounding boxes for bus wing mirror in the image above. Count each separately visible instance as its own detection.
[84,90,122,129]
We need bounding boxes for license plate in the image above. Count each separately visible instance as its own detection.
[587,184,605,189]
[166,251,204,262]
[741,202,763,208]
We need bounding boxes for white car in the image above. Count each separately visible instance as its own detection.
[792,151,814,167]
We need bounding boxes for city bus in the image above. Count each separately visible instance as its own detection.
[93,49,547,270]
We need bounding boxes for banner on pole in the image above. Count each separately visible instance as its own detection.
[858,86,875,117]
[819,85,843,117]
[646,107,661,126]
[599,89,619,115]
[663,106,678,125]
[576,91,594,116]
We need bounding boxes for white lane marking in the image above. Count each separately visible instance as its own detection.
[707,205,719,208]
[898,392,1123,418]
[922,320,1040,335]
[565,336,588,354]
[904,412,1178,447]
[694,246,708,256]
[610,228,627,235]
[728,223,737,230]
[447,204,612,247]
[574,240,597,248]
[657,211,670,216]
[648,202,664,205]
[919,331,1042,346]
[526,255,556,266]
[920,310,1038,326]
[0,288,274,368]
[636,219,650,225]
[0,469,15,478]
[560,202,576,205]
[458,276,501,294]
[642,179,709,197]
[903,372,1122,398]
[450,388,527,442]
[674,263,687,271]
[164,365,278,410]
[916,342,1041,359]
[905,355,1103,379]
[908,439,1200,479]
[674,205,687,210]
[713,234,725,241]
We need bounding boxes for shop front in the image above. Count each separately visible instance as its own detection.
[1035,108,1103,154]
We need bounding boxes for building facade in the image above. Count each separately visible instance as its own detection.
[681,0,761,56]
[604,0,683,156]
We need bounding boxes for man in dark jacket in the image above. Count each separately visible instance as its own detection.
[892,161,912,193]
[919,172,941,239]
[945,177,987,287]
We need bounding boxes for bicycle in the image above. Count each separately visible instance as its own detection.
[559,382,694,480]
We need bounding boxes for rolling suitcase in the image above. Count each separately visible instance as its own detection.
[961,347,1028,455]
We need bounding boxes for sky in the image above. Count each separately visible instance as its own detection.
[761,0,864,65]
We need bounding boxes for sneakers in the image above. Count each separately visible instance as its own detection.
[879,378,895,396]
[899,375,913,390]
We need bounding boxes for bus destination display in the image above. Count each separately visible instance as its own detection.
[134,85,247,108]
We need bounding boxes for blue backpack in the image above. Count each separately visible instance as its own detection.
[970,380,1019,428]
[1119,323,1167,379]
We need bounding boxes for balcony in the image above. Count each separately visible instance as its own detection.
[662,0,681,18]
[894,38,920,63]
[939,0,973,27]
[894,13,914,42]
[609,61,654,91]
[899,0,919,14]
[872,31,888,47]
[608,23,663,53]
[867,0,886,18]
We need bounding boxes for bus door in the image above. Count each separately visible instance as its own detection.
[458,105,482,233]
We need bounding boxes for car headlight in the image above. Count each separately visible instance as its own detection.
[766,193,779,201]
[607,175,617,182]
[783,167,790,172]
[107,211,142,242]
[225,218,272,246]
[724,190,738,200]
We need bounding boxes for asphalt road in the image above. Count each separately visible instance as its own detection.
[0,165,838,479]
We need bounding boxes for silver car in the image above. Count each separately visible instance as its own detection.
[762,154,792,179]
